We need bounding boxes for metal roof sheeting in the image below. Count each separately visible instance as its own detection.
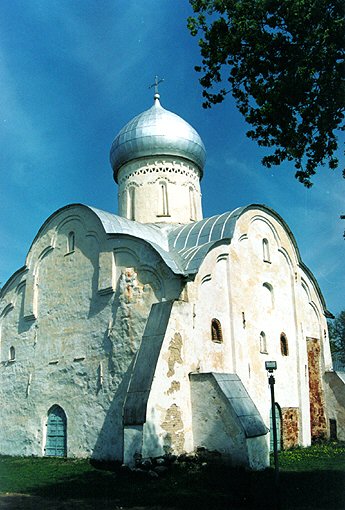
[9,202,326,316]
[211,373,268,438]
[123,301,174,425]
[88,206,246,276]
[168,209,245,273]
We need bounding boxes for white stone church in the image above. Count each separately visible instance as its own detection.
[0,91,342,469]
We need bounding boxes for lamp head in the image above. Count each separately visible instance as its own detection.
[265,360,277,373]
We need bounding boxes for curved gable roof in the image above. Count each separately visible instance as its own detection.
[87,205,184,274]
[29,204,185,276]
[0,203,329,315]
[168,204,328,313]
[168,208,244,272]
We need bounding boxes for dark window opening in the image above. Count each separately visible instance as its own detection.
[211,318,223,343]
[280,333,289,356]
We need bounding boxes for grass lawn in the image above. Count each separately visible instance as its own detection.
[0,442,344,509]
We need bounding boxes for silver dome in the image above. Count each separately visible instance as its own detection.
[110,96,206,182]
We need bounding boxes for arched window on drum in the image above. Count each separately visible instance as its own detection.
[189,186,197,221]
[159,181,169,216]
[127,186,136,221]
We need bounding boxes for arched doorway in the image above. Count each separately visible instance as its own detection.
[45,405,67,457]
[270,403,282,452]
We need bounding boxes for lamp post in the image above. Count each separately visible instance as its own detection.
[265,360,280,507]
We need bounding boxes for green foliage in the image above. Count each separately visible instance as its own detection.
[188,0,345,186]
[328,310,345,363]
[277,441,345,471]
[1,445,345,509]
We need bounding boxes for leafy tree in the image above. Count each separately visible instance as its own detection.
[188,0,345,187]
[328,310,345,364]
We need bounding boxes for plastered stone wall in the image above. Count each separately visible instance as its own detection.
[324,371,345,442]
[189,208,329,451]
[142,301,195,459]
[0,205,182,460]
[189,374,249,466]
[117,157,203,224]
[0,204,333,464]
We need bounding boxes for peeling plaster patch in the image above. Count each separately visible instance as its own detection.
[167,333,183,377]
[119,269,143,304]
[307,337,327,440]
[161,404,184,454]
[282,407,299,449]
[167,380,180,395]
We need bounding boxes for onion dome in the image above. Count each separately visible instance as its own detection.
[110,94,206,182]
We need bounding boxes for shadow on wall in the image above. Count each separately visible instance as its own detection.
[325,372,345,408]
[324,371,345,442]
[87,246,114,320]
[92,374,167,464]
[98,293,122,380]
[18,285,32,334]
[142,410,173,461]
[91,357,135,462]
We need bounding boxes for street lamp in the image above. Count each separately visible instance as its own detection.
[265,360,277,373]
[265,361,280,497]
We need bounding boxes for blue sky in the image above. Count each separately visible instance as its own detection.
[0,0,344,315]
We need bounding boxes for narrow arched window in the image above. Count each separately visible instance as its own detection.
[263,238,270,262]
[160,181,169,216]
[67,231,75,253]
[262,282,274,309]
[9,346,15,361]
[260,331,268,354]
[211,318,223,343]
[280,333,289,356]
[189,186,197,221]
[127,186,135,221]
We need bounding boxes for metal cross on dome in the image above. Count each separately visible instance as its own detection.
[149,75,164,96]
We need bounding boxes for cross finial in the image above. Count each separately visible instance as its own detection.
[149,75,164,100]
